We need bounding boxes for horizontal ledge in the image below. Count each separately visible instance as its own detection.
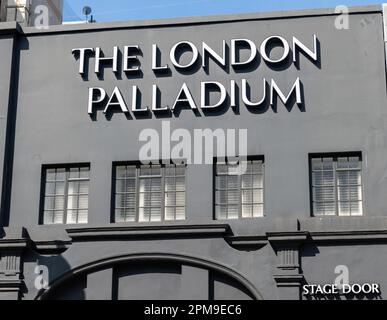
[309,230,387,242]
[267,232,309,243]
[0,240,28,249]
[66,224,231,240]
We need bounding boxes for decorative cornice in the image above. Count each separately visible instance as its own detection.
[66,224,231,241]
[267,231,309,245]
[274,274,304,287]
[0,279,24,290]
[309,230,387,242]
[226,236,267,251]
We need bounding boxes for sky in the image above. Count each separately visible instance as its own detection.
[63,0,384,23]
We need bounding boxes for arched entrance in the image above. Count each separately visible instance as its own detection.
[36,253,262,300]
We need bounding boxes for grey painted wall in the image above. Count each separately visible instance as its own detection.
[1,5,387,300]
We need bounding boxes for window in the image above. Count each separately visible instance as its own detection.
[42,165,90,225]
[113,163,186,222]
[215,158,264,219]
[310,154,363,216]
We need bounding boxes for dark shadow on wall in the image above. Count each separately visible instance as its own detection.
[0,35,27,227]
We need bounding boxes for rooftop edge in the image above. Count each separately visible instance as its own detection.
[0,4,378,36]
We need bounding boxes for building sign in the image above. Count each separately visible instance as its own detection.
[303,283,381,296]
[72,35,319,116]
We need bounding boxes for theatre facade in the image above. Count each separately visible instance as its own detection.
[1,5,387,300]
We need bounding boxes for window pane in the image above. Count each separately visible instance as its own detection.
[66,210,78,224]
[313,202,325,215]
[227,175,239,189]
[324,202,336,215]
[252,161,263,173]
[116,179,126,193]
[165,193,175,206]
[242,205,252,218]
[216,176,227,189]
[227,189,239,204]
[80,167,90,178]
[216,205,227,219]
[175,207,185,220]
[56,182,65,195]
[337,157,349,169]
[43,211,54,224]
[176,177,185,191]
[165,166,175,177]
[165,178,175,191]
[242,175,252,188]
[338,201,351,216]
[350,185,362,201]
[215,159,264,220]
[216,164,228,174]
[216,190,227,204]
[337,171,349,186]
[115,208,126,222]
[252,175,263,188]
[54,196,65,210]
[67,196,78,210]
[115,164,186,222]
[150,207,162,221]
[139,192,150,207]
[151,193,162,207]
[139,179,151,192]
[139,207,151,222]
[242,189,253,204]
[253,189,263,203]
[116,166,126,179]
[351,202,363,216]
[348,157,360,169]
[77,210,88,224]
[175,192,185,206]
[314,186,335,202]
[78,195,88,209]
[312,171,323,185]
[165,207,175,220]
[322,158,333,170]
[46,169,56,181]
[227,205,239,219]
[69,168,79,179]
[53,211,64,224]
[348,170,361,185]
[45,182,55,196]
[311,155,362,217]
[79,181,89,194]
[311,158,323,171]
[44,197,54,210]
[42,166,90,225]
[125,193,136,209]
[253,204,264,217]
[56,168,66,181]
[175,166,185,176]
[115,194,125,208]
[151,178,162,192]
[337,186,349,202]
[68,181,79,195]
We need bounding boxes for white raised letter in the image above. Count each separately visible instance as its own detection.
[88,87,106,114]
